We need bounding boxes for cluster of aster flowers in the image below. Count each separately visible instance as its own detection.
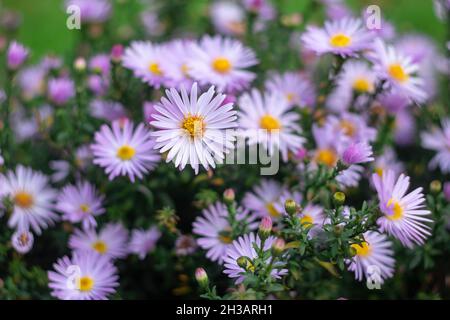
[0,0,449,300]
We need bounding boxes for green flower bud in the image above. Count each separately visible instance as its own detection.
[430,180,442,194]
[285,199,299,216]
[333,192,346,206]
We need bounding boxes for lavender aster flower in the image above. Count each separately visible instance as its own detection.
[223,233,288,284]
[129,226,161,259]
[342,142,374,165]
[265,72,316,108]
[69,223,129,259]
[65,0,112,24]
[91,120,160,182]
[372,170,432,248]
[48,77,75,106]
[421,118,450,173]
[7,41,29,70]
[11,229,34,254]
[56,181,105,230]
[48,250,119,300]
[243,179,286,219]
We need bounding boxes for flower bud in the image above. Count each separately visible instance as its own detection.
[110,44,124,63]
[333,192,346,206]
[258,216,272,240]
[430,180,442,194]
[194,268,209,288]
[7,41,29,70]
[223,188,235,205]
[285,199,299,216]
[271,238,285,257]
[74,57,86,72]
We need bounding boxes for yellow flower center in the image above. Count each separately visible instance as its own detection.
[77,276,94,292]
[92,240,108,254]
[330,33,352,47]
[182,115,205,138]
[181,63,190,76]
[386,198,404,220]
[148,62,163,76]
[14,192,34,209]
[300,214,314,225]
[266,202,280,218]
[340,120,356,137]
[212,57,232,74]
[315,149,338,167]
[351,241,371,257]
[19,232,30,246]
[388,64,409,83]
[260,115,281,131]
[116,145,136,161]
[286,93,296,103]
[80,204,90,213]
[375,167,383,177]
[353,78,373,93]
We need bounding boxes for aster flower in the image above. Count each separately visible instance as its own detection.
[48,250,119,300]
[151,83,237,174]
[372,170,432,248]
[11,229,34,254]
[7,41,29,70]
[238,89,305,161]
[18,66,46,99]
[0,166,57,234]
[265,72,316,108]
[122,41,168,88]
[90,99,127,122]
[69,223,129,259]
[210,1,245,36]
[89,54,110,75]
[421,118,450,173]
[301,18,372,57]
[91,120,160,182]
[175,234,197,256]
[65,0,112,23]
[298,204,326,238]
[140,10,165,37]
[163,40,196,89]
[48,77,75,106]
[188,35,258,93]
[342,142,374,165]
[327,61,378,111]
[372,147,404,178]
[346,231,395,283]
[242,179,286,219]
[49,160,71,183]
[324,113,377,144]
[129,226,161,260]
[394,110,416,147]
[56,181,105,230]
[193,202,258,263]
[369,39,427,103]
[223,233,288,284]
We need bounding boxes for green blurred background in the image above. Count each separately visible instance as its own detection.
[1,0,447,61]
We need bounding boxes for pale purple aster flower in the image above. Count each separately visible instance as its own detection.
[361,9,396,40]
[75,144,93,169]
[223,233,288,284]
[298,204,326,238]
[90,99,127,122]
[163,40,196,89]
[48,77,75,106]
[91,120,160,182]
[368,39,427,103]
[143,101,157,123]
[378,91,411,114]
[151,83,237,174]
[324,113,377,144]
[175,234,197,256]
[265,72,316,108]
[311,123,346,168]
[238,89,305,162]
[346,231,395,283]
[88,74,109,96]
[319,0,352,20]
[65,0,112,23]
[342,142,374,165]
[56,181,105,230]
[0,166,57,234]
[188,35,258,93]
[327,61,378,111]
[301,18,373,57]
[193,202,258,263]
[140,10,165,37]
[210,1,245,36]
[421,118,450,173]
[243,179,286,219]
[69,223,129,259]
[372,170,432,248]
[336,164,364,188]
[372,147,404,179]
[122,41,168,88]
[48,250,119,300]
[89,54,110,75]
[11,229,34,254]
[18,66,46,100]
[129,226,161,260]
[7,41,29,70]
